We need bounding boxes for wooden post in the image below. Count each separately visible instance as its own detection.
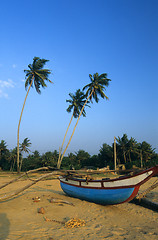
[114,136,117,171]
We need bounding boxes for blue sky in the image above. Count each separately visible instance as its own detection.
[0,0,158,155]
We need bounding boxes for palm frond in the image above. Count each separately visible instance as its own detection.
[66,89,88,117]
[23,57,52,93]
[34,76,41,94]
[33,57,49,70]
[83,72,111,103]
[25,75,33,90]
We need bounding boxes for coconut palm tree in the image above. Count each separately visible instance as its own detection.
[10,147,18,171]
[17,57,52,173]
[138,141,155,168]
[126,137,138,162]
[59,73,111,167]
[0,140,8,158]
[83,73,110,103]
[0,140,8,170]
[19,138,31,170]
[116,134,129,164]
[57,89,89,168]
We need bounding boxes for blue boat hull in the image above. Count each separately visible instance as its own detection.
[60,181,136,205]
[59,166,158,205]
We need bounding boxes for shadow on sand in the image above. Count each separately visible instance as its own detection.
[0,213,10,240]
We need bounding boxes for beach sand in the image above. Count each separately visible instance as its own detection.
[0,173,157,240]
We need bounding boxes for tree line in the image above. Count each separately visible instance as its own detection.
[0,134,157,172]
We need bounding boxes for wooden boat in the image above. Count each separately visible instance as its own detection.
[59,165,158,205]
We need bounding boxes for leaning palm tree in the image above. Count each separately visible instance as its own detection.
[57,89,89,169]
[19,138,32,170]
[17,57,52,173]
[59,73,111,167]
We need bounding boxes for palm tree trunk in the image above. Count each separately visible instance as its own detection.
[123,151,126,163]
[17,77,34,173]
[58,90,94,168]
[19,153,23,171]
[114,136,117,171]
[140,150,143,168]
[57,112,74,169]
[129,152,131,162]
[11,157,16,172]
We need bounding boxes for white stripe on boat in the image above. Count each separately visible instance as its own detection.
[81,181,101,187]
[62,179,80,186]
[59,170,153,188]
[103,171,153,188]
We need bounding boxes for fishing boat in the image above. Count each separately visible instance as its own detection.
[59,165,158,205]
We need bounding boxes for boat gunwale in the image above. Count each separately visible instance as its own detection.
[59,165,158,190]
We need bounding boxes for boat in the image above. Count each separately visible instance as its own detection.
[59,165,158,205]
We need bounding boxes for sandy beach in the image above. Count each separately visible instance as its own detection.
[0,173,157,240]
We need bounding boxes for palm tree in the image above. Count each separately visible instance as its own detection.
[59,73,111,167]
[0,140,8,170]
[19,138,31,170]
[99,143,113,168]
[75,149,90,168]
[17,57,52,173]
[126,137,137,162]
[116,134,129,163]
[0,140,8,158]
[138,141,155,168]
[57,89,89,169]
[10,147,18,171]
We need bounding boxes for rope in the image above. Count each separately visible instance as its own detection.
[25,172,37,182]
[44,217,86,228]
[138,178,158,200]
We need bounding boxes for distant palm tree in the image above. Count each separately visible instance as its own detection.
[17,57,52,173]
[116,134,129,163]
[0,140,7,157]
[10,147,18,171]
[59,73,111,166]
[19,138,31,170]
[138,141,155,168]
[0,140,8,169]
[126,137,137,162]
[57,89,89,168]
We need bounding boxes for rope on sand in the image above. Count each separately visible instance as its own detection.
[44,216,86,228]
[131,178,158,212]
[65,218,86,228]
[137,178,158,200]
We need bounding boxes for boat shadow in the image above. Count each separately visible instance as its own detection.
[130,197,158,212]
[0,213,10,240]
